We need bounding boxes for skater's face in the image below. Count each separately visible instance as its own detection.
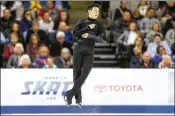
[88,7,99,19]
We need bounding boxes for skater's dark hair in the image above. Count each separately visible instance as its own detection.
[87,3,100,11]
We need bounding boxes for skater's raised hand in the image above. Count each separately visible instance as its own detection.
[81,33,88,39]
[88,24,96,29]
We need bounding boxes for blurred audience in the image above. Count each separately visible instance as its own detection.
[50,31,72,57]
[159,55,174,68]
[6,43,24,68]
[43,56,57,68]
[55,48,73,68]
[147,34,171,58]
[137,52,157,68]
[19,54,33,68]
[26,34,40,61]
[32,45,49,68]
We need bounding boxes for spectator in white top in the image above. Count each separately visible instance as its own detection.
[117,22,138,46]
[39,11,54,33]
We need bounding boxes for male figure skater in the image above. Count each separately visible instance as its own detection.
[63,3,106,106]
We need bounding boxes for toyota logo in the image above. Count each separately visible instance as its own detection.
[95,85,107,93]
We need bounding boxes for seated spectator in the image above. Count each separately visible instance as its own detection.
[39,11,54,33]
[20,9,33,33]
[0,9,14,38]
[165,25,175,47]
[10,22,24,45]
[130,46,142,68]
[114,10,134,40]
[39,0,58,21]
[159,55,174,68]
[114,0,131,20]
[147,34,172,58]
[133,0,148,20]
[137,51,157,68]
[3,33,19,60]
[146,23,163,43]
[139,8,161,37]
[6,43,24,68]
[55,48,73,68]
[156,0,175,23]
[163,11,175,36]
[26,34,40,61]
[50,31,72,57]
[54,10,70,30]
[117,22,138,47]
[32,45,49,68]
[43,56,57,68]
[18,54,33,68]
[26,20,49,45]
[58,21,73,43]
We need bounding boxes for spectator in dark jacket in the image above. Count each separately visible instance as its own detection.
[55,47,73,68]
[130,46,142,68]
[50,31,72,57]
[137,51,157,68]
[26,20,49,45]
[114,0,130,20]
[0,9,14,38]
[114,10,134,39]
[19,9,33,33]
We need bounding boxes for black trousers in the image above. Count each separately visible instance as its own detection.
[67,51,94,101]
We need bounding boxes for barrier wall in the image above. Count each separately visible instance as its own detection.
[1,69,174,114]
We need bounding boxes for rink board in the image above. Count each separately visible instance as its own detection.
[1,69,174,114]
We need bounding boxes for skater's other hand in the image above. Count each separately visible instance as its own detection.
[81,33,88,39]
[89,24,96,29]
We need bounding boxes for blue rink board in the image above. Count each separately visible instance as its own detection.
[1,105,175,114]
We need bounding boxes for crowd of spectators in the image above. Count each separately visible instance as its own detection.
[0,0,174,69]
[111,0,175,68]
[0,0,73,69]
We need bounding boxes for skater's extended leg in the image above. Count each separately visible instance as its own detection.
[67,53,94,99]
[73,51,83,103]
